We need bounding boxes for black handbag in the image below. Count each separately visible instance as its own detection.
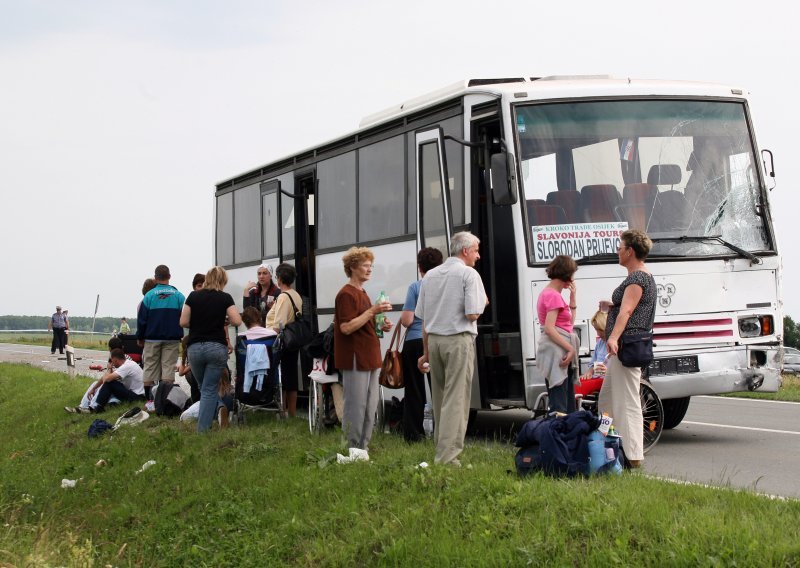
[617,331,654,367]
[274,292,314,353]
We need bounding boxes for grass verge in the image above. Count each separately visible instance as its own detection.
[1,362,799,566]
[722,373,800,401]
[0,332,113,351]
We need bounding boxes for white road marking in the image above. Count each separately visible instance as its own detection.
[698,395,800,406]
[645,475,796,502]
[683,421,800,436]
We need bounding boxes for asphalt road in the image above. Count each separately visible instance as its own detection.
[3,343,799,499]
[462,396,800,500]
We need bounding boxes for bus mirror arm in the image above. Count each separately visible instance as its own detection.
[489,151,518,206]
[279,189,308,199]
[443,134,483,149]
[761,148,776,191]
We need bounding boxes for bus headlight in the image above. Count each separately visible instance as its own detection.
[738,315,774,338]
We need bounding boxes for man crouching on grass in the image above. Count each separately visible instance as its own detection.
[66,348,146,414]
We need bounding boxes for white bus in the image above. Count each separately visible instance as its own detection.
[214,75,782,435]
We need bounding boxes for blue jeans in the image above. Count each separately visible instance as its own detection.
[187,342,228,433]
[547,366,576,414]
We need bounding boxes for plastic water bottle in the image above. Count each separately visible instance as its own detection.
[423,403,434,437]
[375,290,387,338]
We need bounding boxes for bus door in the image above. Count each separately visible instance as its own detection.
[415,128,453,258]
[277,170,317,391]
[291,170,317,322]
[470,109,524,409]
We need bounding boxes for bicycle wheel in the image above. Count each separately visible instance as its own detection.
[640,381,663,453]
[308,380,324,434]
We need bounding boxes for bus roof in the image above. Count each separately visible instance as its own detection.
[216,75,747,190]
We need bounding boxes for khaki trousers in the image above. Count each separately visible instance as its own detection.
[428,332,475,465]
[598,356,644,461]
[142,341,180,386]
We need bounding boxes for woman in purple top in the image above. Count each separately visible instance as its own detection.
[535,255,579,413]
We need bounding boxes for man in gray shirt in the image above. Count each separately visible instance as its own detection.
[415,232,487,465]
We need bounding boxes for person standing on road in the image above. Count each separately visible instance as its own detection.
[48,306,68,355]
[137,265,185,400]
[598,229,657,469]
[415,232,487,466]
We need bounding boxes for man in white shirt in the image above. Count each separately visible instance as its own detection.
[73,348,146,413]
[415,232,487,466]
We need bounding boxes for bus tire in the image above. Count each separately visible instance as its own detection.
[662,396,691,430]
[640,381,663,454]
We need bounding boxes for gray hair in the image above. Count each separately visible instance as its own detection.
[449,231,480,256]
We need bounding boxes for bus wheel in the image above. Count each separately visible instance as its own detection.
[662,397,691,429]
[640,381,664,453]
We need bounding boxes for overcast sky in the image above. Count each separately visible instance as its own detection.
[1,0,798,320]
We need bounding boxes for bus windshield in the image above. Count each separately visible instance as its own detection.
[515,99,771,264]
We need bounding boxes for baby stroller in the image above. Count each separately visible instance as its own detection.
[534,369,664,453]
[234,334,284,423]
[574,371,664,453]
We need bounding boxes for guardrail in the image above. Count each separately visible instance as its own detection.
[0,330,120,335]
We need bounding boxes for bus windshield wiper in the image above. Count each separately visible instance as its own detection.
[650,235,762,265]
[575,253,619,265]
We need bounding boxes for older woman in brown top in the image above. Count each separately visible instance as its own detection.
[334,247,393,455]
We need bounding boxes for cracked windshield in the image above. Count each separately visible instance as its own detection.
[515,99,771,264]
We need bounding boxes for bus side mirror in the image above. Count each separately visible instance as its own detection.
[490,152,518,205]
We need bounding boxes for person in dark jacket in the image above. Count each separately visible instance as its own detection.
[137,265,185,398]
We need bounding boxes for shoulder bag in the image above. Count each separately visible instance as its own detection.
[617,331,654,368]
[378,324,405,389]
[617,283,657,368]
[275,293,314,353]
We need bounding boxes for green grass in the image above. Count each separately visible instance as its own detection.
[1,363,799,566]
[722,373,800,401]
[0,331,113,351]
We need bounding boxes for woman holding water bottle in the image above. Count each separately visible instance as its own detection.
[400,247,443,442]
[334,247,393,456]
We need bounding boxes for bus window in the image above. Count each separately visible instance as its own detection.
[278,173,295,256]
[573,139,625,192]
[358,135,405,241]
[215,192,233,266]
[261,186,279,259]
[234,183,261,264]
[317,151,356,249]
[520,152,557,202]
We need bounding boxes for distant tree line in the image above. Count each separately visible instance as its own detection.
[0,315,134,334]
[784,316,800,349]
